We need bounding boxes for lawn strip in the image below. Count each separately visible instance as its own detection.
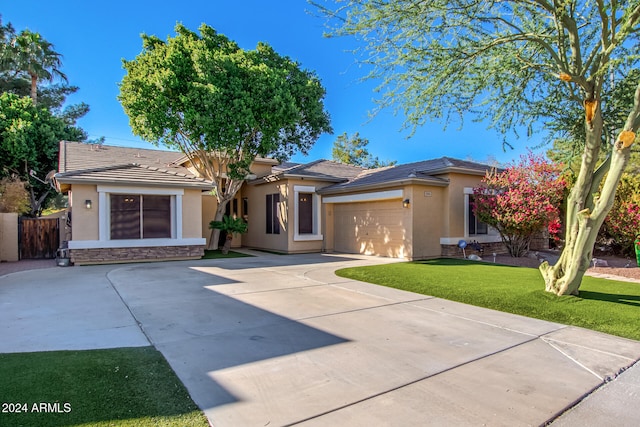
[336,259,640,341]
[0,346,209,427]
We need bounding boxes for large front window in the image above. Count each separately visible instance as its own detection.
[110,194,171,240]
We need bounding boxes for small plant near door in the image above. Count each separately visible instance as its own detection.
[209,215,248,254]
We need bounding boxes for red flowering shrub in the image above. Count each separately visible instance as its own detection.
[473,153,567,257]
[599,174,640,256]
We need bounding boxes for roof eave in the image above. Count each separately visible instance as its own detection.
[248,173,350,186]
[318,178,449,195]
[54,176,214,190]
[427,166,490,176]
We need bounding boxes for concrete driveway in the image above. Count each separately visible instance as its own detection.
[1,251,639,426]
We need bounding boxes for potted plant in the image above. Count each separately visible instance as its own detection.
[209,215,248,254]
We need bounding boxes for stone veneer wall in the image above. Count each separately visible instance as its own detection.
[70,245,205,265]
[530,230,550,251]
[441,241,507,257]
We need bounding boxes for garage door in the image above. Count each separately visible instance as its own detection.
[333,200,406,256]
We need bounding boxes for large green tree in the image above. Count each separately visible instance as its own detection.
[318,0,640,296]
[119,23,332,249]
[332,132,396,168]
[0,93,85,216]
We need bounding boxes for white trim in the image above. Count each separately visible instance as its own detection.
[175,194,182,239]
[98,191,108,241]
[463,187,474,195]
[293,234,324,242]
[97,185,184,196]
[322,189,404,204]
[464,192,470,237]
[293,185,323,242]
[98,187,180,242]
[68,238,206,250]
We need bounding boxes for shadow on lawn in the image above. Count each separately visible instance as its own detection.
[578,290,640,307]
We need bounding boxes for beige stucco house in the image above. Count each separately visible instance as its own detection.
[55,141,503,265]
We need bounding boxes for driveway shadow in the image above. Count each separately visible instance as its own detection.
[108,262,350,410]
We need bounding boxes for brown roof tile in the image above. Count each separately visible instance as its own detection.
[318,157,493,194]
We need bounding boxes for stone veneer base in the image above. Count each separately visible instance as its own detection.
[70,245,205,265]
[441,241,507,257]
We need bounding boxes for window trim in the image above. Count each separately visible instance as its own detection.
[464,187,488,237]
[293,185,323,241]
[97,186,182,242]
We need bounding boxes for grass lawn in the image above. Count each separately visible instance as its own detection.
[202,249,253,259]
[336,258,640,341]
[0,347,209,427]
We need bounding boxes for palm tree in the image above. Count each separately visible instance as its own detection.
[8,30,66,105]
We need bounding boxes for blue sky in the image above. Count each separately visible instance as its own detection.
[3,0,545,165]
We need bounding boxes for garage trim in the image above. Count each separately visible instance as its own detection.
[322,189,404,204]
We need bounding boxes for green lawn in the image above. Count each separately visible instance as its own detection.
[0,347,209,427]
[202,249,253,259]
[336,259,640,341]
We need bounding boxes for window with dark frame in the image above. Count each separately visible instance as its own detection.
[266,193,280,234]
[110,194,171,240]
[298,193,313,234]
[468,195,488,235]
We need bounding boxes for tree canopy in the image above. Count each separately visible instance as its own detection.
[0,92,84,215]
[318,0,640,295]
[332,132,395,168]
[119,23,332,248]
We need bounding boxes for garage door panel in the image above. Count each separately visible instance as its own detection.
[333,201,406,256]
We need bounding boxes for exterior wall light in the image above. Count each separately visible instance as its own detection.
[403,198,410,208]
[85,199,92,209]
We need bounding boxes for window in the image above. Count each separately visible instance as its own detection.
[110,194,171,240]
[293,185,322,241]
[468,195,488,235]
[266,193,280,234]
[298,193,313,234]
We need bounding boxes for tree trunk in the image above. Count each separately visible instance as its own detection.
[207,202,227,250]
[221,235,232,254]
[503,233,531,257]
[30,73,38,105]
[206,178,245,250]
[541,82,640,296]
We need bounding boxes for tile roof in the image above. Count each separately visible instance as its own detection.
[56,141,212,189]
[272,161,302,172]
[55,163,214,189]
[257,159,364,183]
[58,141,192,176]
[319,157,493,194]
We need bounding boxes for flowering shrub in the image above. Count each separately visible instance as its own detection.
[599,174,640,256]
[473,153,567,257]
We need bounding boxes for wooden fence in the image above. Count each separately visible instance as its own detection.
[19,217,59,259]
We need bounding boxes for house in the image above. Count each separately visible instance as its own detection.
[54,141,504,265]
